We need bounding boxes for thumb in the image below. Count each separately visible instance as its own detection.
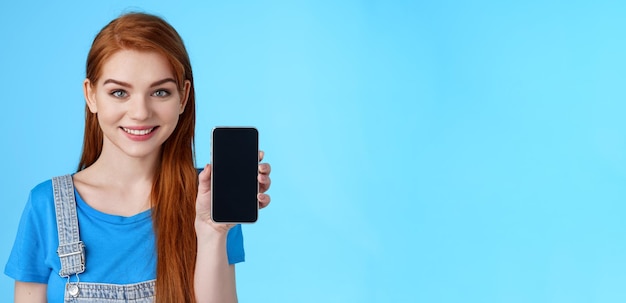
[198,164,212,195]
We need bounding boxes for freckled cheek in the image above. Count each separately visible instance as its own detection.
[94,105,128,126]
[156,104,184,121]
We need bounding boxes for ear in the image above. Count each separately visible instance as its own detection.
[83,79,98,113]
[179,80,191,114]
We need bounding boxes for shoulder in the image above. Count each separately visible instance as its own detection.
[26,175,73,216]
[30,178,53,196]
[26,179,55,209]
[29,174,76,196]
[13,179,58,231]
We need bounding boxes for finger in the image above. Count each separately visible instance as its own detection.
[258,174,271,192]
[258,193,271,209]
[198,164,212,194]
[258,163,271,174]
[258,150,265,162]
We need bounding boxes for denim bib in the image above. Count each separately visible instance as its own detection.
[52,175,156,302]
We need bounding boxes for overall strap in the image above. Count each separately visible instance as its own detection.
[52,175,86,277]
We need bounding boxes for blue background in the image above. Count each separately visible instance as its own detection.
[1,1,625,302]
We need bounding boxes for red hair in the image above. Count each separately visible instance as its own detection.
[78,13,197,303]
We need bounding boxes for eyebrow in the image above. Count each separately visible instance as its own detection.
[102,78,177,88]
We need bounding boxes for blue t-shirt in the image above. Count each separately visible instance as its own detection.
[4,179,245,302]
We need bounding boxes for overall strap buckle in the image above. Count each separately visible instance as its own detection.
[57,241,85,277]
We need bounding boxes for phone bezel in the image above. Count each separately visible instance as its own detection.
[210,126,259,224]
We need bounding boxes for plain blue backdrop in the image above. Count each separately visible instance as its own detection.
[1,1,625,302]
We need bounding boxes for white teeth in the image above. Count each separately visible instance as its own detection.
[123,127,154,135]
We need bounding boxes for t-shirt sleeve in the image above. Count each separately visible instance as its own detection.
[226,224,245,264]
[4,184,54,283]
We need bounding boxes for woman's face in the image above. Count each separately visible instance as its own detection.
[84,49,189,161]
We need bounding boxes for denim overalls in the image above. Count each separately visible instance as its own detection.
[53,175,156,302]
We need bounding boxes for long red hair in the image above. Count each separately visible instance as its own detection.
[78,13,198,303]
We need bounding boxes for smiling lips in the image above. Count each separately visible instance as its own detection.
[121,126,158,140]
[122,127,155,135]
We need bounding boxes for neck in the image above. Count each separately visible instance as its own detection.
[87,145,161,188]
[72,144,161,216]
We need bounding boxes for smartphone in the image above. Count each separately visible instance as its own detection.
[211,127,259,223]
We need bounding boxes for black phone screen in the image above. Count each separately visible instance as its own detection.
[211,127,259,223]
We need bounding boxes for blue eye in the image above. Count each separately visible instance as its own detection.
[153,90,170,97]
[111,90,128,98]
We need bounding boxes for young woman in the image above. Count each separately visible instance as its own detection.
[4,12,271,303]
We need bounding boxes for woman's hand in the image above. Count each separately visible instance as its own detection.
[195,151,272,235]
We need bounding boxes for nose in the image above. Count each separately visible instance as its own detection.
[127,95,151,120]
